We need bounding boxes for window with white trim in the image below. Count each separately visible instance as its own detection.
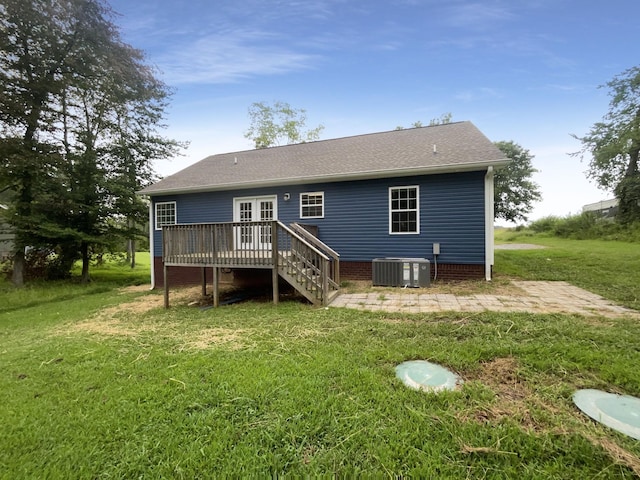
[300,192,324,218]
[389,186,419,234]
[155,201,176,230]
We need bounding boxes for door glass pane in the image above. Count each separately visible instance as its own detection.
[260,200,273,244]
[260,201,274,221]
[240,201,252,243]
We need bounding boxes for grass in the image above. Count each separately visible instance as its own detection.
[1,242,640,477]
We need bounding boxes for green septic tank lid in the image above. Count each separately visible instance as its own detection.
[395,360,462,392]
[573,389,640,440]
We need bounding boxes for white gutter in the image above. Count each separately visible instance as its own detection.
[148,200,155,290]
[484,166,495,281]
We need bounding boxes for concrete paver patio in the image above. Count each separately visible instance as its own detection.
[330,281,639,318]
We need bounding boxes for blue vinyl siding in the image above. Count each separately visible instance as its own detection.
[152,171,486,264]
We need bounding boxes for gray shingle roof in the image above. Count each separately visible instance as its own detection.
[140,121,508,195]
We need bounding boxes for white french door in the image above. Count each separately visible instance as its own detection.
[233,196,277,250]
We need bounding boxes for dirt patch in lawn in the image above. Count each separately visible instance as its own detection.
[461,357,539,430]
[99,285,231,318]
[119,284,154,294]
[586,435,640,476]
[183,327,253,351]
[60,286,254,350]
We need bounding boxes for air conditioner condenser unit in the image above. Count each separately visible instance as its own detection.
[372,258,430,287]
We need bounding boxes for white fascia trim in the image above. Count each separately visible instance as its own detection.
[138,159,510,197]
[148,201,155,290]
[484,166,495,281]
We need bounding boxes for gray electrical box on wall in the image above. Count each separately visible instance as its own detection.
[433,243,440,255]
[372,258,430,287]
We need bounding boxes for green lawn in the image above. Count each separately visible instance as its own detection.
[1,243,639,478]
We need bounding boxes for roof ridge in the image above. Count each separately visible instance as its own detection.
[210,120,472,158]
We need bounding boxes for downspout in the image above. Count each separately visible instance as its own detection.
[148,200,155,290]
[484,166,495,281]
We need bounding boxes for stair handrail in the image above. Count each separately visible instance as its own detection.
[290,222,340,286]
[276,221,331,261]
[290,223,340,259]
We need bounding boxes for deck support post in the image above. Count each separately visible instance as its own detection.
[201,267,207,297]
[322,258,329,306]
[213,267,219,308]
[163,263,169,308]
[272,222,279,305]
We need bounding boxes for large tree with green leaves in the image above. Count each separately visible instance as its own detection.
[0,0,181,284]
[494,141,542,223]
[244,101,324,149]
[573,66,640,224]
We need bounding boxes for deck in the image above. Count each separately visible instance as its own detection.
[162,221,340,307]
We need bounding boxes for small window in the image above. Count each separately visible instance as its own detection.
[155,201,176,230]
[300,192,324,219]
[389,186,419,234]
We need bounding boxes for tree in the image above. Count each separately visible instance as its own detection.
[428,113,453,126]
[244,101,324,149]
[573,66,640,224]
[395,113,453,130]
[0,0,89,285]
[0,0,181,284]
[56,40,182,281]
[494,141,542,223]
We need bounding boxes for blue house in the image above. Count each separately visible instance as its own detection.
[140,121,508,305]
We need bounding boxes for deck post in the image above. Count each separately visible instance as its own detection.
[163,263,169,308]
[212,267,219,307]
[322,258,329,306]
[272,221,279,305]
[201,267,207,297]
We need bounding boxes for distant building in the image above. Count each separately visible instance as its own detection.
[582,198,618,218]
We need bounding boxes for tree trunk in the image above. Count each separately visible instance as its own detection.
[81,241,90,283]
[626,142,639,178]
[11,249,25,287]
[130,239,136,269]
[11,170,33,287]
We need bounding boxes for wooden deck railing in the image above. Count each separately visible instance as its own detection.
[163,221,276,267]
[162,221,339,305]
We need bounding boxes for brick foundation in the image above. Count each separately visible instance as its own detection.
[432,263,485,281]
[153,257,488,288]
[341,260,485,282]
[153,257,233,287]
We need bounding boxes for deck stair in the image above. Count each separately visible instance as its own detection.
[161,220,340,307]
[275,222,340,306]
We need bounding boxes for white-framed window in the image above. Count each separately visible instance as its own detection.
[300,192,324,219]
[389,186,419,234]
[155,201,176,230]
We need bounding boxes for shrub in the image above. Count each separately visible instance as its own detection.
[528,212,640,241]
[528,215,562,234]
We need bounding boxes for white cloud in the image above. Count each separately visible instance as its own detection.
[156,30,321,85]
[442,2,516,29]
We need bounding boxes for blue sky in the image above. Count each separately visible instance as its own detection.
[110,0,636,223]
